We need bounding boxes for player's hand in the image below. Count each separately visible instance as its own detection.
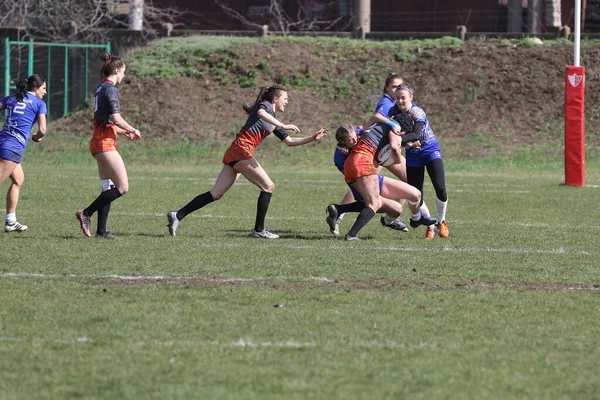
[391,124,402,136]
[125,129,141,140]
[407,140,421,149]
[313,126,328,141]
[283,124,300,133]
[32,132,44,142]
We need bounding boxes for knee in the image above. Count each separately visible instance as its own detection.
[10,175,23,187]
[263,182,275,193]
[408,188,421,204]
[211,192,224,201]
[117,184,129,195]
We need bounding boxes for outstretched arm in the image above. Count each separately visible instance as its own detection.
[283,126,328,147]
[257,109,300,132]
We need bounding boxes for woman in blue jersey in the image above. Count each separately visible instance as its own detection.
[75,53,141,239]
[361,73,406,181]
[166,85,327,239]
[389,84,449,238]
[0,74,47,232]
[327,124,435,238]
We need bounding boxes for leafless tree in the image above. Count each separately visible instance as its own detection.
[0,0,186,42]
[214,0,351,35]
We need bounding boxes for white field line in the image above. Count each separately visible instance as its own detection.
[0,336,416,349]
[10,208,598,229]
[30,172,600,189]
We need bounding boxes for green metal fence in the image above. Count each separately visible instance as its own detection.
[3,38,110,120]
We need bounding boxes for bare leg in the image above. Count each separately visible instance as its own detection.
[6,163,24,215]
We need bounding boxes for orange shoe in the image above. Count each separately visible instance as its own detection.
[437,221,449,238]
[425,227,435,240]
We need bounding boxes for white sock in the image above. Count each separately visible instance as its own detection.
[435,197,448,223]
[384,214,396,225]
[6,213,16,225]
[410,211,421,221]
[420,202,431,218]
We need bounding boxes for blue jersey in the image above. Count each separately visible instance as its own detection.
[0,93,47,154]
[374,94,395,117]
[388,103,442,167]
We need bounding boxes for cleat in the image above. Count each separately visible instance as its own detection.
[252,229,279,239]
[4,221,28,232]
[437,221,449,238]
[95,231,117,240]
[75,209,91,237]
[380,216,408,232]
[345,235,360,241]
[326,204,340,235]
[424,227,435,240]
[409,215,437,228]
[167,211,179,237]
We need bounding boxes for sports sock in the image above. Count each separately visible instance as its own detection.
[84,188,122,217]
[6,213,16,225]
[97,179,114,234]
[347,207,375,238]
[254,191,272,232]
[97,203,111,235]
[177,191,214,221]
[336,202,365,214]
[435,196,448,223]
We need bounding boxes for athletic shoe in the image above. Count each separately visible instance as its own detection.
[326,204,340,235]
[437,221,449,238]
[252,229,279,239]
[167,211,179,237]
[380,216,408,232]
[409,215,437,228]
[95,231,116,240]
[75,209,91,237]
[4,221,28,232]
[345,234,360,241]
[424,227,435,240]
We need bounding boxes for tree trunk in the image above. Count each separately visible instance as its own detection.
[129,0,144,31]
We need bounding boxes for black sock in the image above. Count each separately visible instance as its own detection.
[97,203,111,234]
[177,191,214,220]
[336,201,366,214]
[347,207,375,238]
[84,188,121,217]
[254,191,272,232]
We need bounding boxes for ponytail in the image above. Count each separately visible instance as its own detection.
[14,74,45,101]
[15,79,28,101]
[243,85,287,114]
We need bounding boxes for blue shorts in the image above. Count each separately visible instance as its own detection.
[0,148,22,163]
[406,141,442,167]
[349,175,384,202]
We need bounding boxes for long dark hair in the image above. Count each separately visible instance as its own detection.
[382,73,404,96]
[243,85,287,114]
[99,53,125,80]
[15,74,45,101]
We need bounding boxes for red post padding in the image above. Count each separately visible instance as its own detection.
[565,66,585,186]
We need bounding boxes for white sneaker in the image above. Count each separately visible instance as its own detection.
[345,234,360,241]
[5,221,28,232]
[251,229,279,239]
[167,211,179,237]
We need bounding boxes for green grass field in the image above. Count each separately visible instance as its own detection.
[1,143,600,399]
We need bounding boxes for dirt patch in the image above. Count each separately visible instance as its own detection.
[58,40,600,156]
[86,276,600,292]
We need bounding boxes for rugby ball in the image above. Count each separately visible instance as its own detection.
[376,144,395,167]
